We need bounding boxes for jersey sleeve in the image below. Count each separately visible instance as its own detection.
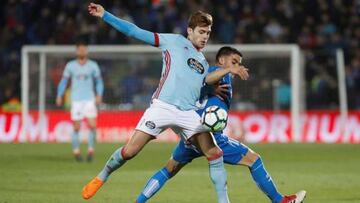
[156,33,183,50]
[102,11,156,46]
[92,62,101,78]
[63,62,71,78]
[92,62,104,96]
[57,63,71,97]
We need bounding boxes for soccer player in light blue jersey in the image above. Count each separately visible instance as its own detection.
[135,47,306,203]
[56,42,104,162]
[82,3,249,203]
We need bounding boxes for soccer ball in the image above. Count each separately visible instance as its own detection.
[201,105,228,132]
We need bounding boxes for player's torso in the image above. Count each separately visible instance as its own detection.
[68,60,96,101]
[155,37,209,110]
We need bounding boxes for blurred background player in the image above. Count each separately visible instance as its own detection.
[56,42,104,162]
[135,46,306,203]
[82,3,248,203]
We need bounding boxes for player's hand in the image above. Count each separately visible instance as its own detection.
[88,3,105,18]
[95,95,102,105]
[56,97,62,106]
[214,84,230,101]
[230,65,249,80]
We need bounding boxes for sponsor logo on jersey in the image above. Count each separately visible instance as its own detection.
[76,74,89,80]
[145,121,156,129]
[187,58,204,74]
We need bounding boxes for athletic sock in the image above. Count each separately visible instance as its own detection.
[88,128,96,152]
[249,157,283,203]
[209,156,230,203]
[71,131,80,153]
[136,167,171,203]
[98,147,126,182]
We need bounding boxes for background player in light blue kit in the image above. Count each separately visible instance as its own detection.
[82,3,249,203]
[135,47,306,203]
[56,42,104,162]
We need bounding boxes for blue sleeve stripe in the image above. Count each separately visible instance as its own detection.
[102,11,155,46]
[95,77,104,96]
[57,77,68,97]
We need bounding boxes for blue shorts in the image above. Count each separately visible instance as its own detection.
[172,136,249,165]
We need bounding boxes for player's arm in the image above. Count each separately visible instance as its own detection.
[205,65,249,85]
[56,65,71,106]
[88,3,158,46]
[93,63,104,105]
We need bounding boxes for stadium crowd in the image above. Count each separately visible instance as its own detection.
[0,0,359,110]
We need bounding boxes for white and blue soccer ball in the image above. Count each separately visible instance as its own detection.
[201,105,228,132]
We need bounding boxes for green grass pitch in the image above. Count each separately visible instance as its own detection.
[0,143,359,203]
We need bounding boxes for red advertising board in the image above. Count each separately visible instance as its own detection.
[1,110,359,143]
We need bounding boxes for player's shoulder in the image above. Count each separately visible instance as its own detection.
[158,33,186,46]
[87,59,99,66]
[159,33,184,39]
[65,59,78,68]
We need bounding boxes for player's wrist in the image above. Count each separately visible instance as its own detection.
[101,10,109,19]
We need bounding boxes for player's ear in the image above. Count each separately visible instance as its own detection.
[187,27,193,36]
[218,56,225,65]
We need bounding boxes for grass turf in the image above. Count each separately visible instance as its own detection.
[0,143,359,203]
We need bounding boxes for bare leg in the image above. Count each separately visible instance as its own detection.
[82,130,155,200]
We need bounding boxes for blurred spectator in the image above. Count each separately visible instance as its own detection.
[0,0,359,110]
[1,88,21,112]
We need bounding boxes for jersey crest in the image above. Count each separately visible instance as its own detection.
[187,58,205,74]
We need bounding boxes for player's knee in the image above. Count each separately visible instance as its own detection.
[247,150,260,165]
[165,159,182,177]
[121,146,140,160]
[205,147,223,160]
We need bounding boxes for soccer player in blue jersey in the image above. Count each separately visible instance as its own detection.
[135,47,306,203]
[56,42,104,162]
[82,3,249,203]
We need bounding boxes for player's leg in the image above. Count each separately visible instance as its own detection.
[136,159,186,203]
[83,101,169,200]
[72,120,82,161]
[232,141,306,203]
[82,130,155,199]
[70,101,84,161]
[84,100,98,162]
[86,117,96,162]
[136,141,200,203]
[189,132,230,203]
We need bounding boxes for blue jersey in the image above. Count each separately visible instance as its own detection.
[173,68,250,165]
[57,59,104,102]
[196,66,233,143]
[102,11,209,111]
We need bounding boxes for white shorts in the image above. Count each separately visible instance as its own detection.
[71,100,97,121]
[136,99,207,140]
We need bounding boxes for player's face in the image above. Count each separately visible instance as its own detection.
[187,26,211,50]
[220,54,242,69]
[76,45,88,60]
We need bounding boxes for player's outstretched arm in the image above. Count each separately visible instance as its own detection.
[88,3,157,46]
[205,65,249,85]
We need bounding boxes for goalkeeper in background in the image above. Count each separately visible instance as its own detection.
[56,42,104,162]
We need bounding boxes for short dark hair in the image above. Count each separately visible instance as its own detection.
[188,11,213,29]
[215,46,243,62]
[76,41,88,47]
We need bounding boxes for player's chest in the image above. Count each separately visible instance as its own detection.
[72,67,92,81]
[171,47,208,77]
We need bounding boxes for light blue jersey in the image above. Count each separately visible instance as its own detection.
[57,59,104,101]
[102,11,209,111]
[151,34,209,110]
